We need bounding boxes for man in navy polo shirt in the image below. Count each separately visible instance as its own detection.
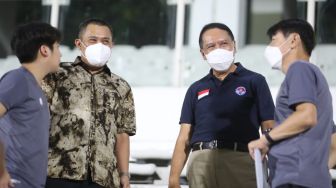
[248,19,334,188]
[168,23,275,188]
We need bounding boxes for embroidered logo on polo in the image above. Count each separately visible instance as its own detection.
[235,86,246,96]
[198,89,210,100]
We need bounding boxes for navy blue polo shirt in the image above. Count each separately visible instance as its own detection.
[180,63,274,145]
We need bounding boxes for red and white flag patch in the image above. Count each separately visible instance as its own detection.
[198,89,210,100]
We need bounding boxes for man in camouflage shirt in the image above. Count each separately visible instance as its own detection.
[43,18,136,188]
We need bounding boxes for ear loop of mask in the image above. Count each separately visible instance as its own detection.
[79,40,88,58]
[278,35,293,57]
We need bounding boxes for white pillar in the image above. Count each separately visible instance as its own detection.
[50,0,60,28]
[306,0,316,29]
[172,0,185,87]
[42,0,70,28]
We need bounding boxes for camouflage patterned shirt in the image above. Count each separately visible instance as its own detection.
[42,57,136,188]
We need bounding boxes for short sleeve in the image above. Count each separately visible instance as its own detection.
[253,75,275,122]
[117,87,136,136]
[286,62,317,109]
[179,86,195,125]
[0,71,27,110]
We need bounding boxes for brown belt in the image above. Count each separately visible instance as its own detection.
[192,140,248,152]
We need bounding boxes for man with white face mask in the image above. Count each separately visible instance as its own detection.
[42,18,136,188]
[169,23,275,188]
[248,19,334,188]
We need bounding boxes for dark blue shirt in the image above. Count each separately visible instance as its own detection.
[180,63,274,145]
[0,67,50,188]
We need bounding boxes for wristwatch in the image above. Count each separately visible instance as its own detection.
[264,132,275,146]
[262,128,272,134]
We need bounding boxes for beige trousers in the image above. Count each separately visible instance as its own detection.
[187,149,257,188]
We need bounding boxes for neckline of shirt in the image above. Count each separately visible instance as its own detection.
[207,62,244,82]
[72,56,111,76]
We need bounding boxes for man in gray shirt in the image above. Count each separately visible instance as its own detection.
[0,22,61,188]
[248,19,333,188]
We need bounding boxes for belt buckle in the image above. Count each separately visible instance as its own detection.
[209,140,217,149]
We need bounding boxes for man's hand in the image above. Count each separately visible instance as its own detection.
[248,136,270,160]
[120,175,130,188]
[168,177,181,188]
[0,169,13,188]
[168,124,191,188]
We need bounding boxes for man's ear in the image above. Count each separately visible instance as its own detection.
[233,41,237,54]
[200,49,207,60]
[74,39,82,49]
[290,33,300,49]
[39,45,50,57]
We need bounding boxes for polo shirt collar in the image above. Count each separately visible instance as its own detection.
[206,62,245,80]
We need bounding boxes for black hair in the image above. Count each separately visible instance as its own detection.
[267,18,316,56]
[10,22,61,64]
[78,18,113,38]
[198,22,235,49]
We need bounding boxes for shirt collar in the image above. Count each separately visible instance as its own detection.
[73,56,111,76]
[206,62,245,80]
